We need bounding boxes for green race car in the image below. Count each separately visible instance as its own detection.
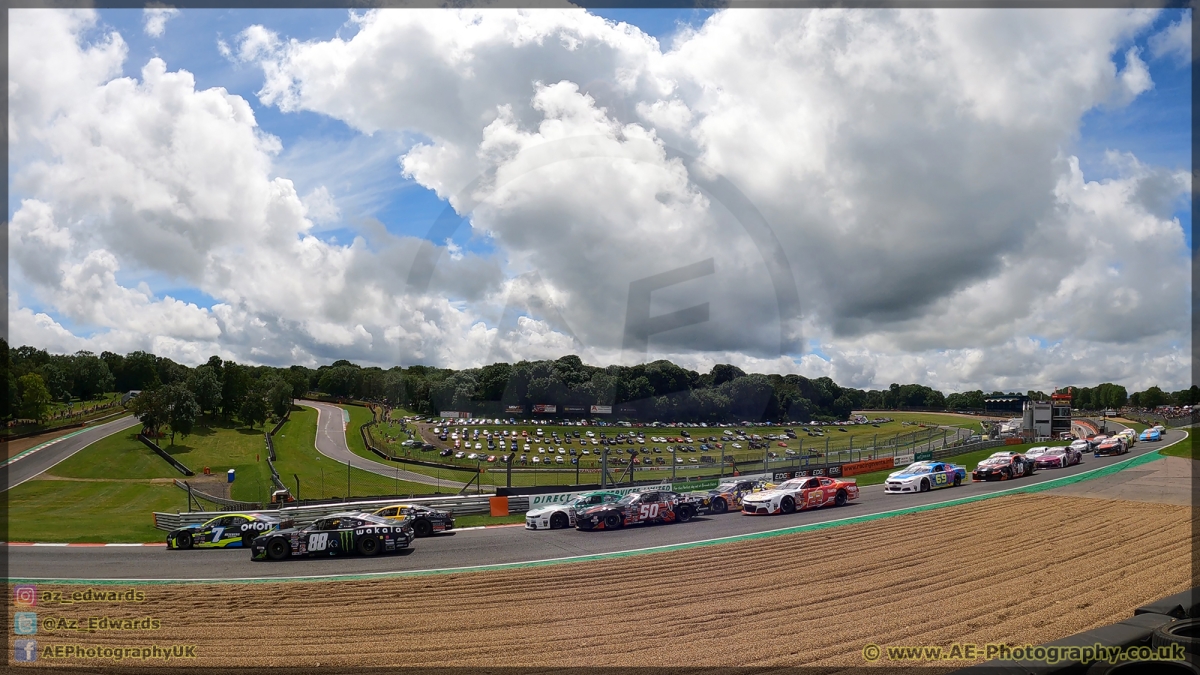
[166,513,285,550]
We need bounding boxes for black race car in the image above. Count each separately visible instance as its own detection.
[575,490,701,531]
[971,451,1037,482]
[370,504,455,537]
[251,512,413,561]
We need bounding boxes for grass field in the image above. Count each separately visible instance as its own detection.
[1158,432,1196,460]
[272,407,454,499]
[7,480,184,543]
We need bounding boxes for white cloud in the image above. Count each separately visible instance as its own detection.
[142,6,180,38]
[8,8,1192,394]
[1149,11,1192,64]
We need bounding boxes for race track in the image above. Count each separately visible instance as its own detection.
[7,427,1185,582]
[1,415,140,492]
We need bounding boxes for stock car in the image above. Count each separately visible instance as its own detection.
[251,512,413,560]
[741,475,859,514]
[1139,428,1162,442]
[1093,437,1129,457]
[694,479,768,514]
[167,513,285,550]
[1034,445,1082,469]
[525,491,625,529]
[1024,446,1053,461]
[371,504,455,537]
[883,461,966,494]
[971,452,1037,482]
[575,491,701,531]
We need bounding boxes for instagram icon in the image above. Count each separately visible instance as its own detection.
[13,585,37,607]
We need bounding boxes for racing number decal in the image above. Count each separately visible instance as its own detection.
[933,473,948,486]
[210,527,225,543]
[806,491,823,506]
[308,533,329,551]
[638,504,661,520]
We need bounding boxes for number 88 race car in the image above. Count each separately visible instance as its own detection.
[575,491,700,531]
[251,512,413,560]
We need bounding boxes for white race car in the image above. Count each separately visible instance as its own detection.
[525,491,625,530]
[741,475,859,515]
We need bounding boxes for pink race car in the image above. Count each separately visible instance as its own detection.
[1033,446,1082,469]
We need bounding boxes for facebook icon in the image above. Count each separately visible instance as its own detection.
[14,639,37,662]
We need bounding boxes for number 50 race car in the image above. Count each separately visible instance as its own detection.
[167,513,285,550]
[741,476,859,514]
[251,512,413,560]
[575,491,700,530]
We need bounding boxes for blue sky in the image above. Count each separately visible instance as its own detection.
[80,8,1190,314]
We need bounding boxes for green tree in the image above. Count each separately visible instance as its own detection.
[69,351,114,400]
[17,374,52,423]
[164,383,200,445]
[263,377,294,418]
[130,388,167,436]
[188,366,223,416]
[221,363,250,418]
[238,389,269,428]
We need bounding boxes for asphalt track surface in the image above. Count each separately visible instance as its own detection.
[298,400,473,490]
[7,426,1185,582]
[1,415,140,492]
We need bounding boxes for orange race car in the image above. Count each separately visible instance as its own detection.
[741,475,859,515]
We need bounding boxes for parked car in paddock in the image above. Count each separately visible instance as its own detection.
[1035,445,1082,469]
[692,479,769,513]
[575,491,701,531]
[741,475,859,515]
[1139,428,1162,442]
[167,513,286,550]
[371,504,455,537]
[251,512,413,561]
[525,491,625,530]
[1093,437,1128,458]
[883,461,966,494]
[971,451,1037,482]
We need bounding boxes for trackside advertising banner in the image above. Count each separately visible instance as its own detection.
[894,453,915,467]
[532,404,556,413]
[505,406,524,414]
[590,405,612,414]
[841,457,895,477]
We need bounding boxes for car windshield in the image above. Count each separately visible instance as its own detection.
[618,493,643,505]
[1046,448,1066,455]
[901,463,931,474]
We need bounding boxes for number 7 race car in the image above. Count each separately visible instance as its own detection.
[575,491,700,531]
[884,461,966,494]
[167,513,285,550]
[741,476,859,515]
[251,512,413,560]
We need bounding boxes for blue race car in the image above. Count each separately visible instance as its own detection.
[1139,428,1162,442]
[883,461,967,493]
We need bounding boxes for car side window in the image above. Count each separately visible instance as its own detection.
[819,478,833,486]
[227,516,246,528]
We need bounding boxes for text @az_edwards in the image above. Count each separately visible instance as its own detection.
[862,642,1187,664]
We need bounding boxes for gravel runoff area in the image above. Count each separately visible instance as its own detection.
[9,491,1192,671]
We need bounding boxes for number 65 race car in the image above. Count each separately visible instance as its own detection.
[741,476,859,514]
[251,512,413,560]
[575,491,700,531]
[167,513,285,550]
[883,461,966,494]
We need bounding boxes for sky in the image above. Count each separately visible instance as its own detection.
[7,6,1193,394]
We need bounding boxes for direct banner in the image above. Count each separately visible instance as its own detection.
[526,483,670,509]
[841,457,895,477]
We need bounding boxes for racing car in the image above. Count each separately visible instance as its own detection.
[1024,446,1053,461]
[1034,445,1082,469]
[971,451,1036,481]
[525,491,624,530]
[741,475,859,514]
[167,513,285,550]
[251,512,413,560]
[1139,428,1162,442]
[883,461,966,493]
[575,491,700,530]
[693,479,768,513]
[1093,437,1128,457]
[371,503,455,537]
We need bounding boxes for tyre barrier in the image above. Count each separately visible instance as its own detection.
[953,587,1200,675]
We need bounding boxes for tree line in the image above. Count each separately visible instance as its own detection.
[4,340,1193,427]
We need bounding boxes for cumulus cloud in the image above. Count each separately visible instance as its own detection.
[1149,11,1192,64]
[8,7,1192,394]
[142,6,180,38]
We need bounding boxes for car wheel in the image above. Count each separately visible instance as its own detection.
[677,505,694,523]
[413,519,433,538]
[176,532,193,550]
[357,536,379,556]
[834,490,848,507]
[266,537,289,561]
[953,474,962,487]
[549,512,569,530]
[780,496,796,514]
[711,497,728,514]
[602,512,622,530]
[920,479,930,493]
